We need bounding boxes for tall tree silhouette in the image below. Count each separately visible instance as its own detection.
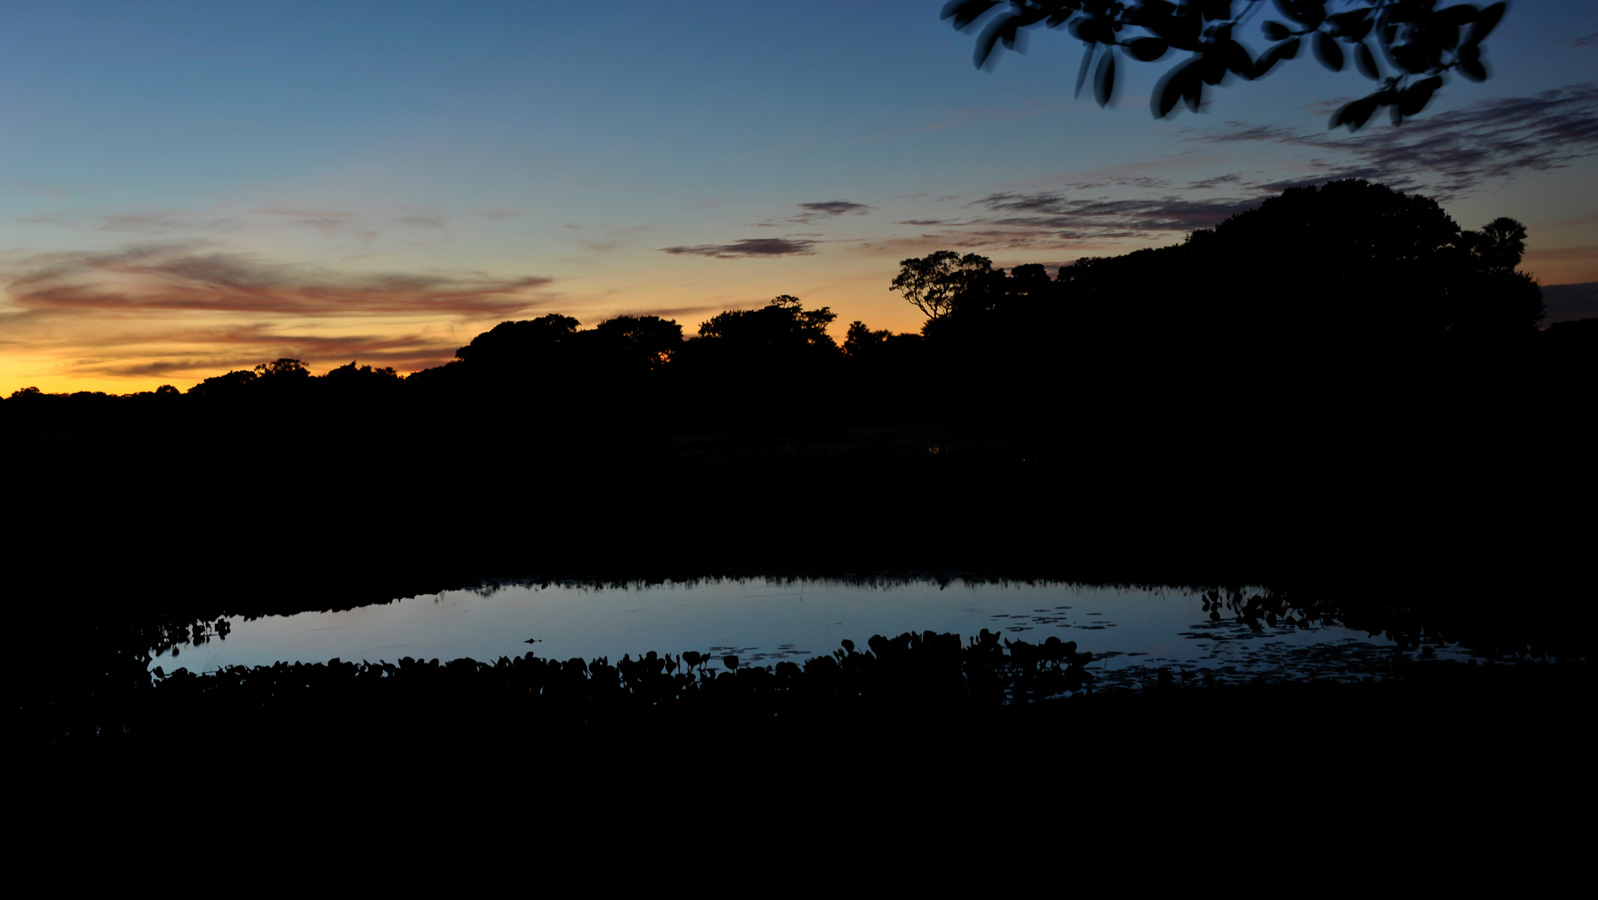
[891,251,996,323]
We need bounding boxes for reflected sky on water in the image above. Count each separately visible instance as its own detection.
[153,579,1472,687]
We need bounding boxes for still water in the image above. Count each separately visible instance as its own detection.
[153,578,1467,688]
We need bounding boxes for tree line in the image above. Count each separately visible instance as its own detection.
[3,180,1586,431]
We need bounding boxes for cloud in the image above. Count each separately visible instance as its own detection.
[15,210,236,234]
[569,224,652,254]
[14,213,76,229]
[395,214,448,230]
[3,242,553,319]
[855,172,1283,259]
[1184,173,1246,191]
[94,212,209,234]
[798,200,872,217]
[258,207,356,230]
[1197,82,1598,199]
[754,200,877,227]
[659,238,818,258]
[255,206,383,242]
[603,304,726,322]
[973,191,1263,236]
[70,327,465,380]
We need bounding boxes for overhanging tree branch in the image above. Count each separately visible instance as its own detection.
[941,0,1509,130]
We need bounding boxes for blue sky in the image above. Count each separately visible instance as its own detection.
[3,1,1595,392]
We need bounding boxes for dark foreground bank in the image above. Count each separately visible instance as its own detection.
[4,408,1590,843]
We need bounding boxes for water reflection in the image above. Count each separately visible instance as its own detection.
[151,578,1472,687]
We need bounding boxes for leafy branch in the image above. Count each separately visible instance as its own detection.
[940,0,1509,130]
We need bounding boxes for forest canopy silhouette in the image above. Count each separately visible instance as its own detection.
[2,179,1577,430]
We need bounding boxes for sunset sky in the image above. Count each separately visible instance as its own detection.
[3,1,1595,395]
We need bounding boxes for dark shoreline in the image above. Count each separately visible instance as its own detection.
[4,406,1591,772]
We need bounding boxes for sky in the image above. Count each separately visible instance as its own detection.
[2,1,1595,394]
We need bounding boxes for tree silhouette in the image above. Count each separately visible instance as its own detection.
[187,368,257,398]
[253,358,311,381]
[592,315,685,374]
[843,321,893,357]
[1467,217,1528,273]
[941,1,1508,129]
[456,315,581,365]
[891,251,995,322]
[697,295,839,356]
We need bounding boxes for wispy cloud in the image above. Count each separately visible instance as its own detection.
[95,211,206,234]
[754,200,877,228]
[255,206,384,243]
[604,304,726,322]
[394,213,448,230]
[799,200,872,217]
[1198,82,1598,199]
[660,237,818,258]
[15,209,237,234]
[854,172,1274,259]
[3,241,552,318]
[75,328,455,379]
[567,224,652,254]
[976,191,1261,235]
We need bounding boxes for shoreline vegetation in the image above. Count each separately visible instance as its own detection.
[4,180,1591,764]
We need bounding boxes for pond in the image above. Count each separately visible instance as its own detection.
[152,578,1473,689]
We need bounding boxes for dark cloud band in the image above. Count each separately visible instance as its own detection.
[798,200,872,216]
[660,238,818,258]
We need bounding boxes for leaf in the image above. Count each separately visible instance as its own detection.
[1222,39,1254,79]
[1435,5,1479,28]
[1183,74,1204,112]
[1460,57,1488,83]
[1126,37,1169,62]
[1434,23,1461,52]
[1398,75,1444,118]
[1094,49,1116,107]
[1262,20,1292,42]
[1153,60,1194,117]
[1313,31,1344,72]
[974,13,1019,68]
[1327,10,1373,43]
[1152,11,1202,52]
[1273,0,1324,28]
[1272,0,1308,26]
[1355,42,1380,80]
[1467,2,1508,47]
[1075,43,1097,98]
[1252,36,1301,78]
[1330,94,1380,131]
[941,0,1001,30]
